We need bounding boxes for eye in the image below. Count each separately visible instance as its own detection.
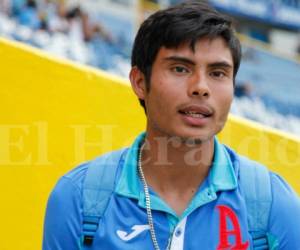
[210,70,226,78]
[171,66,190,74]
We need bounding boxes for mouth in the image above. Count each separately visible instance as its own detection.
[178,105,213,126]
[178,110,211,118]
[178,105,213,117]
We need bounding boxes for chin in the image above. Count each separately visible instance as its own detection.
[182,135,213,145]
[171,130,215,146]
[150,124,216,146]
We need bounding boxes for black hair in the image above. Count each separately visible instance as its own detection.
[131,1,241,110]
[66,7,81,20]
[27,0,37,8]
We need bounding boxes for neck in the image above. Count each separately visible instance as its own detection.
[141,132,215,194]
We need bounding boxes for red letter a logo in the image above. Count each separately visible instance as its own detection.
[216,205,249,250]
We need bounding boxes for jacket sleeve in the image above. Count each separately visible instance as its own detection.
[42,176,83,250]
[268,173,300,250]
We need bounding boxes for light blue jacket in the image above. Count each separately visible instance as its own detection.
[43,133,300,250]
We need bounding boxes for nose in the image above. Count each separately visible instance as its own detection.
[187,73,210,98]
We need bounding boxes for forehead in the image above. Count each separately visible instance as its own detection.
[155,37,233,66]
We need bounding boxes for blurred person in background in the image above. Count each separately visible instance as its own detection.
[11,0,25,16]
[234,81,255,98]
[58,1,114,66]
[37,0,66,33]
[17,0,40,29]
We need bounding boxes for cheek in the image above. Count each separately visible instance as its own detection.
[149,78,177,106]
[145,85,167,115]
[215,87,234,113]
[214,89,233,131]
[224,92,234,107]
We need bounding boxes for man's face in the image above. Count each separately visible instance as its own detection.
[132,37,234,144]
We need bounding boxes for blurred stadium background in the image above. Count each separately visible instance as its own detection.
[2,0,300,135]
[1,0,300,249]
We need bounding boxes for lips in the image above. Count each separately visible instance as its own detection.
[180,111,207,118]
[178,105,213,126]
[178,105,213,117]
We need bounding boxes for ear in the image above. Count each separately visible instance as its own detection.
[129,66,147,100]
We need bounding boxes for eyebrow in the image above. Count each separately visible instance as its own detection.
[163,56,233,69]
[208,62,233,69]
[163,56,196,65]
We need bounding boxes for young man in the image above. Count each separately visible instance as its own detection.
[43,2,300,250]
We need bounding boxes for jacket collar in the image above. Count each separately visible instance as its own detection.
[115,132,237,216]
